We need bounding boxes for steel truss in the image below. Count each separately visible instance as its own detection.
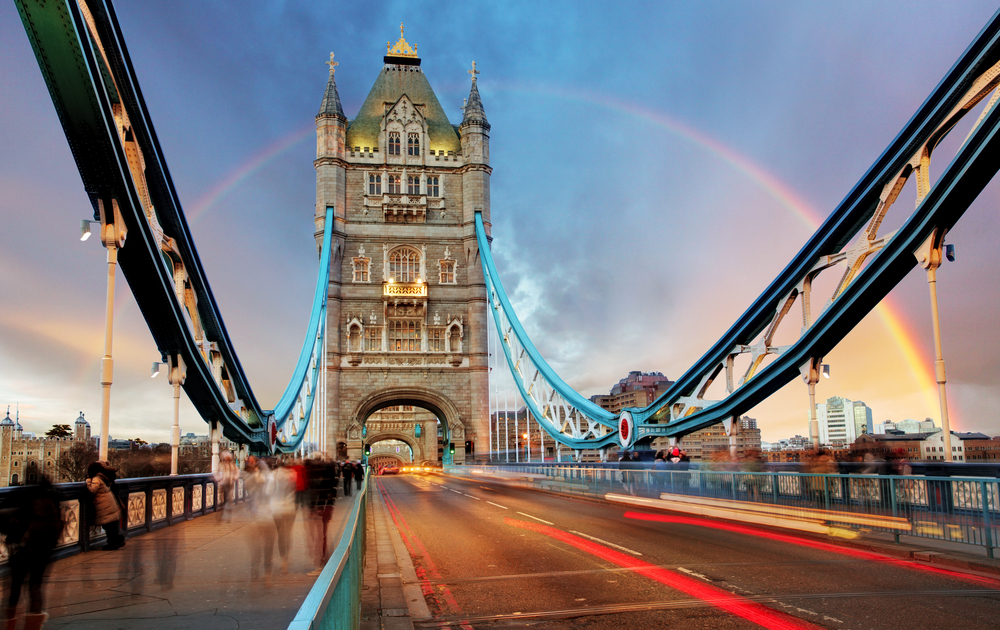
[480,9,1000,450]
[15,0,332,453]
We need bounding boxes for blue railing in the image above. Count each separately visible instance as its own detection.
[449,465,999,558]
[0,473,245,564]
[288,471,368,630]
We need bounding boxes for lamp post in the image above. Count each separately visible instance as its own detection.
[523,433,529,462]
[167,353,186,475]
[89,200,127,461]
[916,229,954,461]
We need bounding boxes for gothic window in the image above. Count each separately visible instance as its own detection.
[365,327,382,352]
[387,174,402,194]
[429,328,446,352]
[348,324,362,352]
[439,260,455,284]
[407,133,420,156]
[407,175,419,195]
[448,325,462,353]
[352,257,370,283]
[368,174,382,195]
[388,132,401,155]
[388,247,420,282]
[427,176,440,197]
[389,320,421,352]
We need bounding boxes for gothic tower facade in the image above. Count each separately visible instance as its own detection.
[315,29,491,463]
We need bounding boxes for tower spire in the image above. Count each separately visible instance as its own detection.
[318,52,346,119]
[461,60,487,126]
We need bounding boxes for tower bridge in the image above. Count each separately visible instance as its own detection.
[8,1,1000,628]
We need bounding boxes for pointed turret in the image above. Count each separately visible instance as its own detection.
[459,61,490,166]
[318,53,346,120]
[461,62,488,128]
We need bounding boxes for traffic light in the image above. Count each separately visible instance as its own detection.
[449,442,455,454]
[364,443,371,456]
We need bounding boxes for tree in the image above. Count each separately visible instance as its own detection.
[57,441,98,481]
[46,424,72,439]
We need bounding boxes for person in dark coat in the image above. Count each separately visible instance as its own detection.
[341,461,353,497]
[307,456,339,575]
[87,461,124,550]
[354,461,365,491]
[1,476,64,629]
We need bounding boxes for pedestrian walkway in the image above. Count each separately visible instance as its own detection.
[39,492,360,630]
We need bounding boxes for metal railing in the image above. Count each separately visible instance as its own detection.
[288,471,369,630]
[0,473,245,565]
[449,465,998,558]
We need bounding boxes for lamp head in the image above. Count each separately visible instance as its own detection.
[151,362,161,378]
[821,364,831,379]
[80,220,92,241]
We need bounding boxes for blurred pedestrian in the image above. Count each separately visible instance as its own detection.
[354,461,365,491]
[0,476,63,630]
[307,456,338,576]
[270,460,297,575]
[341,461,353,497]
[214,450,239,522]
[243,456,276,583]
[87,461,125,550]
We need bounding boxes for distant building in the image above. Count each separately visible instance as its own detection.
[851,430,991,462]
[178,432,238,459]
[816,396,873,447]
[668,417,761,461]
[1,409,94,487]
[875,418,938,435]
[590,371,673,414]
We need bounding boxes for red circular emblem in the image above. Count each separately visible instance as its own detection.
[620,417,629,441]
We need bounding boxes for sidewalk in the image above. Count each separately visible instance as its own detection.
[35,492,359,630]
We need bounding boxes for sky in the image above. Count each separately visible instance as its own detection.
[2,1,999,445]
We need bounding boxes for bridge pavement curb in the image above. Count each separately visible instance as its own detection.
[362,481,432,630]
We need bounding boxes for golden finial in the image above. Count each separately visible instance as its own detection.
[386,23,419,58]
[326,52,338,74]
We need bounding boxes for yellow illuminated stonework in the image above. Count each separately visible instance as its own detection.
[384,282,427,297]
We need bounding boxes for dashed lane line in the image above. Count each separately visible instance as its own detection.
[464,494,481,500]
[569,530,643,556]
[517,512,555,526]
[486,501,509,510]
[677,567,710,581]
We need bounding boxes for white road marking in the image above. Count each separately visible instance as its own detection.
[486,501,509,510]
[449,489,462,494]
[569,530,643,556]
[464,494,481,500]
[677,566,710,581]
[517,512,554,525]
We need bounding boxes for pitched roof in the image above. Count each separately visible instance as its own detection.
[346,64,460,153]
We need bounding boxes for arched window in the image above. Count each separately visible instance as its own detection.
[368,174,382,195]
[388,132,401,155]
[10,474,17,486]
[387,174,402,194]
[427,176,440,197]
[388,247,420,282]
[407,133,420,156]
[407,175,419,195]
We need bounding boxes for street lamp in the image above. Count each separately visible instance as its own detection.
[916,230,955,461]
[167,353,186,475]
[522,433,529,462]
[84,200,127,461]
[151,361,161,378]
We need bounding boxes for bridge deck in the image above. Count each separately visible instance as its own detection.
[38,492,360,630]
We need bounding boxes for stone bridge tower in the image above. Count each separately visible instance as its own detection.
[314,28,491,463]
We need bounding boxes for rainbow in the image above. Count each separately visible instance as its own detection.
[183,80,941,418]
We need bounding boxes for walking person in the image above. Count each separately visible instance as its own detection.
[269,460,297,575]
[341,461,353,497]
[308,456,338,576]
[214,450,239,522]
[354,460,365,491]
[86,461,125,550]
[1,476,64,630]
